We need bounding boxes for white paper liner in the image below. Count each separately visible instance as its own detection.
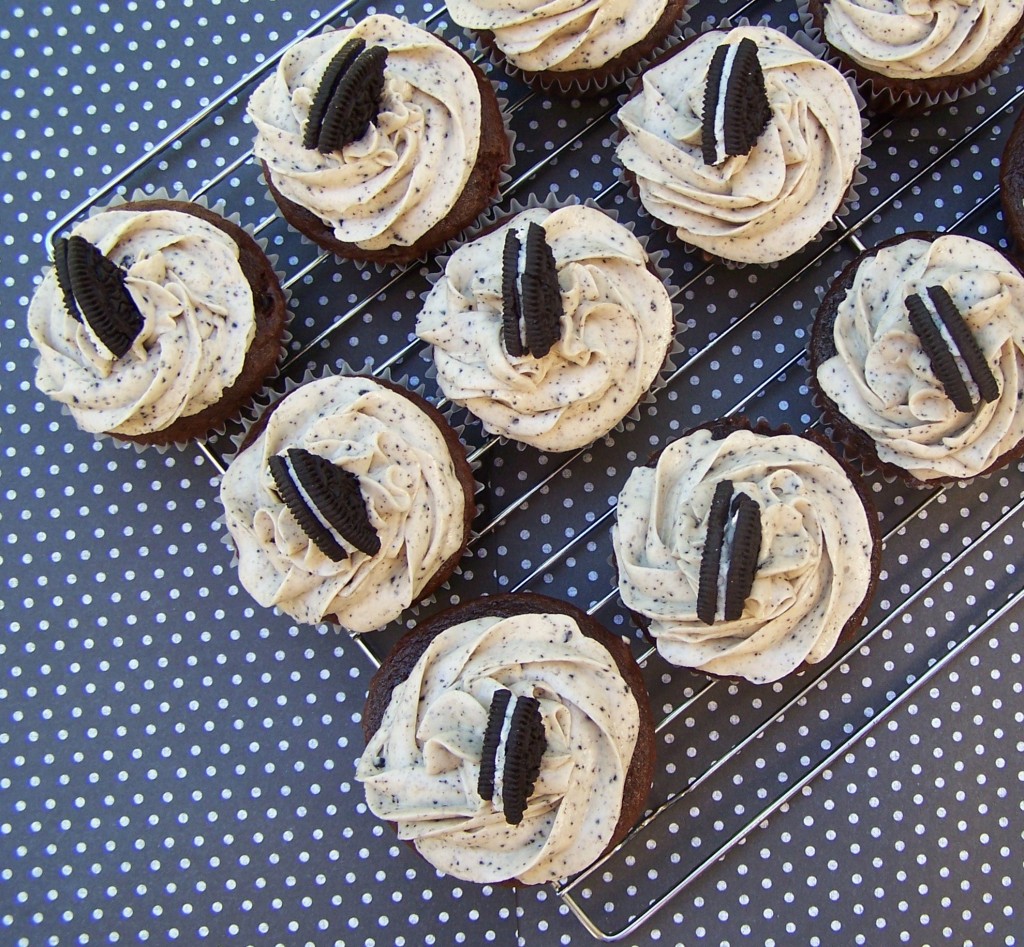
[795,0,1024,115]
[252,17,517,273]
[215,359,485,636]
[411,190,686,453]
[461,0,694,99]
[611,17,872,269]
[30,185,294,454]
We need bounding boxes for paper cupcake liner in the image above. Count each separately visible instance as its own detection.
[611,16,872,269]
[217,358,486,635]
[795,0,1024,116]
[253,17,517,273]
[462,0,693,100]
[413,190,685,453]
[32,186,294,454]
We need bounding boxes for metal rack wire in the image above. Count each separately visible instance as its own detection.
[47,0,1024,940]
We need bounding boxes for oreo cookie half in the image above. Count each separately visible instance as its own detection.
[303,39,389,155]
[56,235,144,359]
[696,480,762,624]
[501,694,546,826]
[477,688,512,804]
[302,38,368,151]
[696,479,734,625]
[476,689,547,826]
[723,492,761,622]
[701,37,772,167]
[500,222,563,359]
[905,285,999,413]
[268,447,380,562]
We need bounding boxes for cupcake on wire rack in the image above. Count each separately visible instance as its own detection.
[615,22,864,266]
[415,201,677,452]
[218,371,476,633]
[612,417,881,684]
[446,0,693,96]
[808,231,1024,487]
[246,13,512,265]
[27,196,288,447]
[355,592,656,885]
[799,0,1024,114]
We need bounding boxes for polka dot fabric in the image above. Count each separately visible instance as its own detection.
[2,1,1023,946]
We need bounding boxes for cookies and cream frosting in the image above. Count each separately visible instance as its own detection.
[356,611,640,884]
[219,375,468,631]
[821,0,1024,80]
[613,428,875,683]
[416,205,674,452]
[816,235,1024,481]
[28,207,256,437]
[446,0,671,73]
[247,15,483,251]
[615,25,862,264]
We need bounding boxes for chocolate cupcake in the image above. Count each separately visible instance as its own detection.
[356,592,656,885]
[1001,105,1024,260]
[218,373,475,632]
[449,0,692,96]
[27,198,288,447]
[809,232,1024,486]
[801,0,1024,114]
[615,23,863,265]
[612,417,881,684]
[247,14,511,265]
[415,203,676,451]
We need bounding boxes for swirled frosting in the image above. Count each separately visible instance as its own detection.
[219,375,469,631]
[416,206,674,451]
[816,235,1024,481]
[821,0,1024,80]
[247,15,482,251]
[446,0,670,73]
[355,610,640,884]
[615,26,862,264]
[612,428,875,683]
[28,208,255,437]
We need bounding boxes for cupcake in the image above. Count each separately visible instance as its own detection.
[809,232,1024,486]
[615,24,863,265]
[1001,104,1024,258]
[355,592,656,885]
[246,14,511,265]
[415,204,676,452]
[27,198,288,447]
[447,0,692,95]
[218,373,475,632]
[802,0,1024,114]
[612,418,880,684]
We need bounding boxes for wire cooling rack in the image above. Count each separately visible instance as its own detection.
[46,0,1024,940]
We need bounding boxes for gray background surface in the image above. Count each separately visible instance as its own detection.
[1,1,1022,945]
